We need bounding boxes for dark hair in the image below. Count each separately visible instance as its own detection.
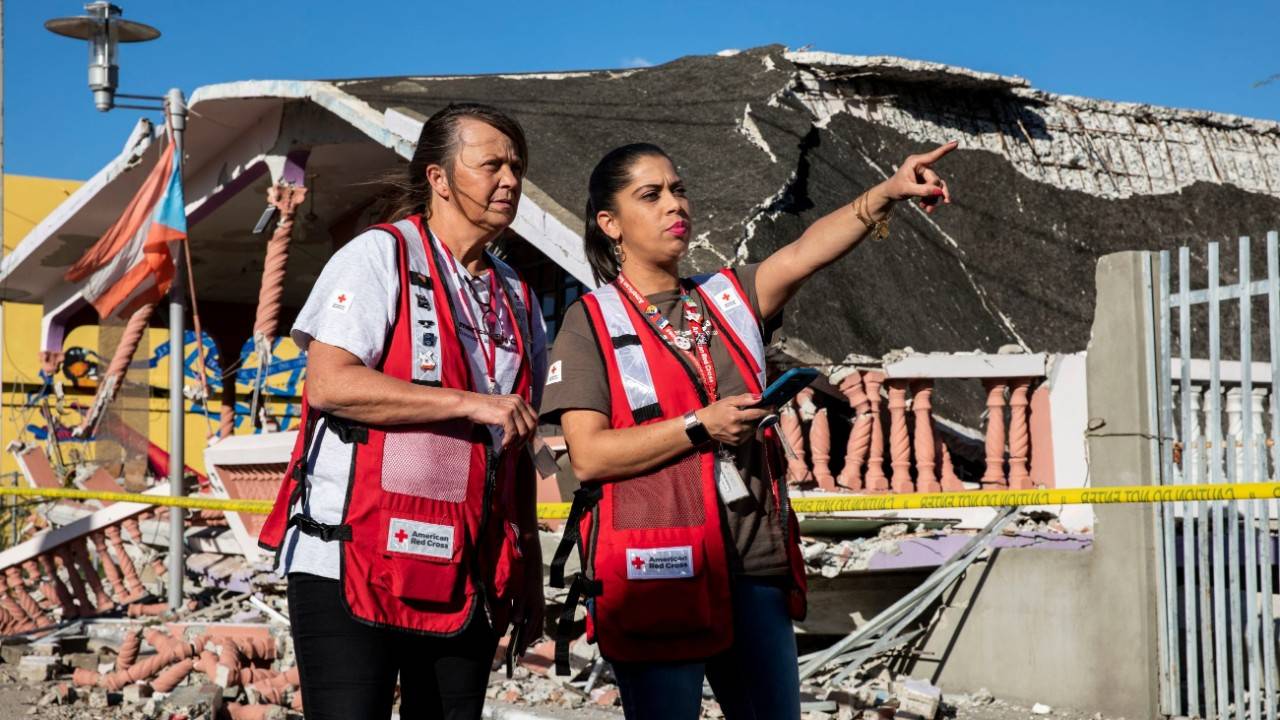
[384,103,529,222]
[584,143,672,285]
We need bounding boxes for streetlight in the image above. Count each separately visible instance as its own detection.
[45,2,160,112]
[46,3,188,613]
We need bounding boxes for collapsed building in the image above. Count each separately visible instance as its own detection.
[0,45,1278,719]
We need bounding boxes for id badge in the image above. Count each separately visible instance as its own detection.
[715,453,750,504]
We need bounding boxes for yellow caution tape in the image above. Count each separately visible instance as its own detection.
[3,481,1277,520]
[0,485,275,515]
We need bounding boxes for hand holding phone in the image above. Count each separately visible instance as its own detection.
[753,367,819,409]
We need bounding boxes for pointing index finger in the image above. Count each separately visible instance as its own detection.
[917,140,959,166]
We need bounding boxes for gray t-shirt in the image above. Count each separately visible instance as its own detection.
[276,228,547,580]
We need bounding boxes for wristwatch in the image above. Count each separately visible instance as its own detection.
[683,411,712,447]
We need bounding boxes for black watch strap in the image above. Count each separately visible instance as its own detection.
[683,411,712,447]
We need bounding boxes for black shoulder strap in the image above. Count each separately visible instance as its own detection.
[550,484,603,676]
[549,485,602,588]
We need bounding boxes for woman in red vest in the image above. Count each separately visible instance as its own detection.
[260,104,546,720]
[542,140,956,719]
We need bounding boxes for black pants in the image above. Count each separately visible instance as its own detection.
[287,573,497,720]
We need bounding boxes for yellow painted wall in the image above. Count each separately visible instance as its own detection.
[1,174,303,487]
[2,175,83,483]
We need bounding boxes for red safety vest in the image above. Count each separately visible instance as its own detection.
[550,269,807,671]
[260,215,537,636]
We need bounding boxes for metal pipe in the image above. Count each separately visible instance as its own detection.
[1264,230,1280,719]
[1237,235,1262,720]
[1153,251,1180,713]
[166,87,187,612]
[1176,247,1202,718]
[1208,242,1232,719]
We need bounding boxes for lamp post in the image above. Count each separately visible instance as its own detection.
[46,3,188,612]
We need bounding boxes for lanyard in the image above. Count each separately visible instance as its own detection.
[445,246,504,393]
[615,273,719,401]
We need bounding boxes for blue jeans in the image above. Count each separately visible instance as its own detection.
[610,576,800,720]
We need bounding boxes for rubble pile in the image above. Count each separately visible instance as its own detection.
[488,636,621,713]
[800,523,952,577]
[1,618,300,719]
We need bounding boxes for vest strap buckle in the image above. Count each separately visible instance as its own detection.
[288,513,353,543]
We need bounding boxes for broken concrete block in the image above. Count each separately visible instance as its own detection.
[51,682,75,705]
[29,639,60,656]
[17,655,60,683]
[894,678,941,719]
[87,688,122,708]
[62,652,100,670]
[163,681,224,718]
[225,702,289,720]
[590,687,620,706]
[518,639,556,677]
[568,635,599,669]
[123,682,155,704]
[0,639,30,665]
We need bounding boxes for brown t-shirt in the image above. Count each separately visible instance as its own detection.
[540,264,789,577]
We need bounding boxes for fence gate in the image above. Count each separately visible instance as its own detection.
[1150,232,1280,719]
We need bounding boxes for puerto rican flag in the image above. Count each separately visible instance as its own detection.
[64,138,186,319]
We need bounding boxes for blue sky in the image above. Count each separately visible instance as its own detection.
[7,1,1279,180]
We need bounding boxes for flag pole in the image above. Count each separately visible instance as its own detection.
[166,87,187,612]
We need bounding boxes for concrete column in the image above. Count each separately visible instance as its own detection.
[906,252,1162,720]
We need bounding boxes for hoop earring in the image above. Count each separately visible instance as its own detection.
[613,241,626,264]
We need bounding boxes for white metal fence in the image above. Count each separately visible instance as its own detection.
[1151,232,1280,719]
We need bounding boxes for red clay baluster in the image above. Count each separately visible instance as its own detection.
[911,380,942,493]
[888,379,914,493]
[1008,378,1033,489]
[863,371,889,493]
[810,408,838,491]
[836,370,872,491]
[981,379,1009,490]
[779,405,812,486]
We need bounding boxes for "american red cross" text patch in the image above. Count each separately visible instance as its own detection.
[625,546,694,580]
[386,518,454,560]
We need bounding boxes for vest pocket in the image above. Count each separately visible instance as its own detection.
[490,520,525,601]
[380,421,474,502]
[373,508,465,604]
[608,538,712,637]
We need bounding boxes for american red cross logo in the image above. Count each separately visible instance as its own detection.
[395,529,408,543]
[337,293,347,303]
[721,291,731,302]
[631,556,645,570]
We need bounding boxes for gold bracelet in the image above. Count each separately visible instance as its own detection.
[851,191,893,240]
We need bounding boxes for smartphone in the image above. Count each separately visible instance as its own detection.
[753,367,819,408]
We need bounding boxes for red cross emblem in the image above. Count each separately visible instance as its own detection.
[631,556,645,570]
[394,529,408,543]
[721,291,731,302]
[337,293,347,303]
